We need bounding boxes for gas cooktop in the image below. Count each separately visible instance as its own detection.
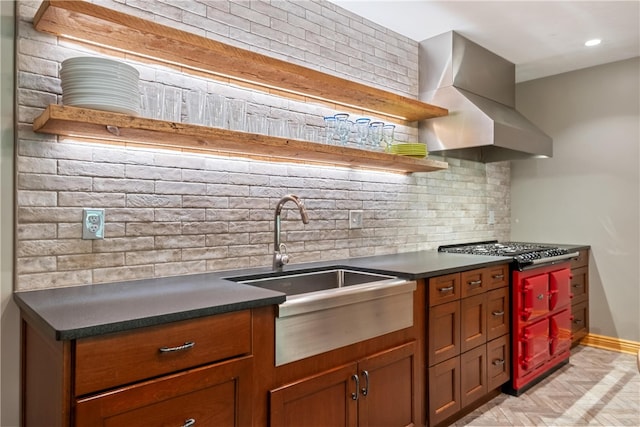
[438,240,578,268]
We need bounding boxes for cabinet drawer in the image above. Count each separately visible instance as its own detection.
[486,264,509,290]
[75,355,252,427]
[429,273,460,306]
[75,310,251,396]
[461,268,487,298]
[570,249,589,269]
[571,266,588,304]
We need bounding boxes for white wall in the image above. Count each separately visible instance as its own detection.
[512,58,640,342]
[1,1,19,425]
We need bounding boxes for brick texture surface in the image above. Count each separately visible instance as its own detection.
[14,0,510,290]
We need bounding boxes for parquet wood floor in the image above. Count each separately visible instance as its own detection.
[453,345,640,426]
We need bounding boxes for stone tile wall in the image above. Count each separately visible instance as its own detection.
[14,0,510,291]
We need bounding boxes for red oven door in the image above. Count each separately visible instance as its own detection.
[550,309,572,357]
[549,268,572,310]
[521,274,549,321]
[520,319,550,372]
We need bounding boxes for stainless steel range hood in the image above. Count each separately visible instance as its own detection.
[418,31,552,162]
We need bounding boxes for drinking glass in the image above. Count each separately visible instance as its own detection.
[268,117,288,138]
[247,114,267,134]
[226,98,247,131]
[382,124,396,152]
[334,113,351,145]
[162,86,182,122]
[206,93,226,128]
[185,90,207,125]
[369,121,384,150]
[323,116,337,144]
[140,81,163,120]
[288,119,305,140]
[354,118,371,146]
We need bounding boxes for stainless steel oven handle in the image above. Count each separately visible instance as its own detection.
[529,251,580,265]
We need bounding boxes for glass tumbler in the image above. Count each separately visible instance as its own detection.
[323,116,338,144]
[226,98,247,131]
[206,93,226,128]
[140,81,163,120]
[334,113,351,145]
[185,90,207,125]
[162,86,182,122]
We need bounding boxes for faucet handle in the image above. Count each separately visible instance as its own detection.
[278,243,289,266]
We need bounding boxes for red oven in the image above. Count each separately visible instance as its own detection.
[512,262,573,392]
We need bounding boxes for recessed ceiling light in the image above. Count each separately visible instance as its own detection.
[585,39,601,47]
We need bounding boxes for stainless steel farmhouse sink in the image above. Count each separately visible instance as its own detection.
[227,268,416,366]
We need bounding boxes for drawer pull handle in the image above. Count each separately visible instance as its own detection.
[573,284,583,288]
[492,359,505,366]
[159,341,195,353]
[492,274,505,280]
[492,310,505,316]
[468,280,482,286]
[574,319,583,324]
[438,286,454,293]
[182,419,196,427]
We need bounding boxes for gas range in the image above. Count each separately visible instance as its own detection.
[438,240,578,270]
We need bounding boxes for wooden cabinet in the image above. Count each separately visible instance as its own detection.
[21,310,254,427]
[426,263,510,426]
[570,249,590,344]
[270,342,417,427]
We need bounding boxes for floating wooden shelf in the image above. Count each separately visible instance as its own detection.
[33,0,448,122]
[33,105,448,174]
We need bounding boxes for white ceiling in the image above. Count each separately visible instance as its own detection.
[328,0,640,82]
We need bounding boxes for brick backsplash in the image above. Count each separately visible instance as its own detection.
[14,0,510,291]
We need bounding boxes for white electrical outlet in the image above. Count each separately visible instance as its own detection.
[83,208,105,239]
[349,210,363,229]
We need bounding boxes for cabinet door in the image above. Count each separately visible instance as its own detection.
[358,342,417,427]
[487,287,509,341]
[428,301,460,366]
[75,356,252,427]
[460,345,487,409]
[428,357,460,426]
[550,309,572,357]
[270,363,358,427]
[487,335,510,390]
[461,293,487,353]
[571,301,589,343]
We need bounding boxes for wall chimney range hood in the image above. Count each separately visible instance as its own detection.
[418,31,552,162]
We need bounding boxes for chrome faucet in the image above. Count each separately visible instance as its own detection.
[273,194,309,271]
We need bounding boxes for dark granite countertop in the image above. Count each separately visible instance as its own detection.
[13,250,512,341]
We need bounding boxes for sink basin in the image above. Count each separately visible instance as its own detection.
[229,268,397,296]
[227,268,416,366]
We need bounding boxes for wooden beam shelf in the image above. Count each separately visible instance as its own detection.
[33,0,448,122]
[33,105,449,174]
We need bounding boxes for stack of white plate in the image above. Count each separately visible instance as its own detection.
[61,57,140,116]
